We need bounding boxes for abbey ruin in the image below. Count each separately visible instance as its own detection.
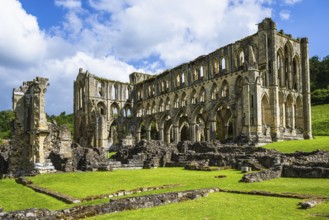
[74,18,312,150]
[0,18,317,178]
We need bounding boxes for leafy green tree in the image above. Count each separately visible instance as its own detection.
[0,110,15,140]
[310,55,329,105]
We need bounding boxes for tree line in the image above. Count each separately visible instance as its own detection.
[310,55,329,105]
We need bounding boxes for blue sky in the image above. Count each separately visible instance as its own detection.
[0,0,328,115]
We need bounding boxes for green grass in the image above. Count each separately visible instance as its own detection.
[88,193,329,220]
[1,168,329,219]
[0,179,67,212]
[263,136,329,153]
[312,104,329,136]
[29,168,329,199]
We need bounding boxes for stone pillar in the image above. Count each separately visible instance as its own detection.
[136,131,141,142]
[242,82,250,138]
[209,120,216,140]
[254,73,263,137]
[165,130,171,143]
[146,129,151,141]
[282,103,286,128]
[301,38,312,139]
[31,77,49,164]
[159,127,164,142]
[205,124,211,141]
[190,123,196,142]
[173,126,179,143]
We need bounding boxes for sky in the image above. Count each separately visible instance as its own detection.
[0,0,328,115]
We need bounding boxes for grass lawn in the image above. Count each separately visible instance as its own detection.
[88,193,329,220]
[28,168,329,199]
[1,168,329,218]
[312,104,329,136]
[263,136,329,153]
[0,179,67,212]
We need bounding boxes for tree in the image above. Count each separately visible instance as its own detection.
[0,110,15,140]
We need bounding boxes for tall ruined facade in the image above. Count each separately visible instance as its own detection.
[10,77,52,174]
[74,18,312,149]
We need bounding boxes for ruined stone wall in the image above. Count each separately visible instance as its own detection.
[74,18,312,149]
[0,144,10,177]
[9,77,50,175]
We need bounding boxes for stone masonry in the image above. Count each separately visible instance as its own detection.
[74,18,312,150]
[9,77,55,175]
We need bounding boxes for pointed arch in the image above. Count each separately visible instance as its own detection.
[174,94,180,108]
[292,55,301,91]
[213,58,219,74]
[181,92,187,107]
[221,56,227,72]
[97,102,107,116]
[110,102,119,117]
[211,83,219,100]
[278,92,285,128]
[199,87,206,102]
[146,103,151,115]
[295,96,303,131]
[235,76,243,96]
[136,104,143,117]
[285,94,294,128]
[212,101,232,141]
[151,101,156,114]
[159,98,164,112]
[165,97,170,110]
[277,48,285,87]
[261,94,271,126]
[221,80,229,98]
[191,89,197,104]
[284,42,293,89]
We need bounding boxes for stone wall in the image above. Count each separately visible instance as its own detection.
[0,188,216,219]
[240,166,282,183]
[0,144,10,178]
[282,165,329,178]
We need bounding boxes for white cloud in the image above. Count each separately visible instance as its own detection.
[83,0,271,67]
[280,10,291,20]
[0,0,46,67]
[55,0,82,10]
[0,0,273,114]
[283,0,301,5]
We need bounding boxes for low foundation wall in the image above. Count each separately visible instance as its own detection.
[282,165,329,178]
[240,166,282,183]
[0,188,218,219]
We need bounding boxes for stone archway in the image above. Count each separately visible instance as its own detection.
[212,103,232,142]
[180,122,190,141]
[108,120,119,150]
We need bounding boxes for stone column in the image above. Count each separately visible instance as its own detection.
[146,129,151,141]
[209,120,216,140]
[190,123,196,142]
[136,131,141,142]
[301,38,312,139]
[159,127,164,142]
[173,126,179,143]
[205,124,211,141]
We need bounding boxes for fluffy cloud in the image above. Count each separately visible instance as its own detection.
[279,10,291,20]
[283,0,301,5]
[0,0,273,114]
[0,0,46,67]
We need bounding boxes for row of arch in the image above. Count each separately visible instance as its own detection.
[138,76,244,117]
[277,42,302,91]
[96,101,132,118]
[135,101,234,144]
[137,46,255,100]
[261,92,304,134]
